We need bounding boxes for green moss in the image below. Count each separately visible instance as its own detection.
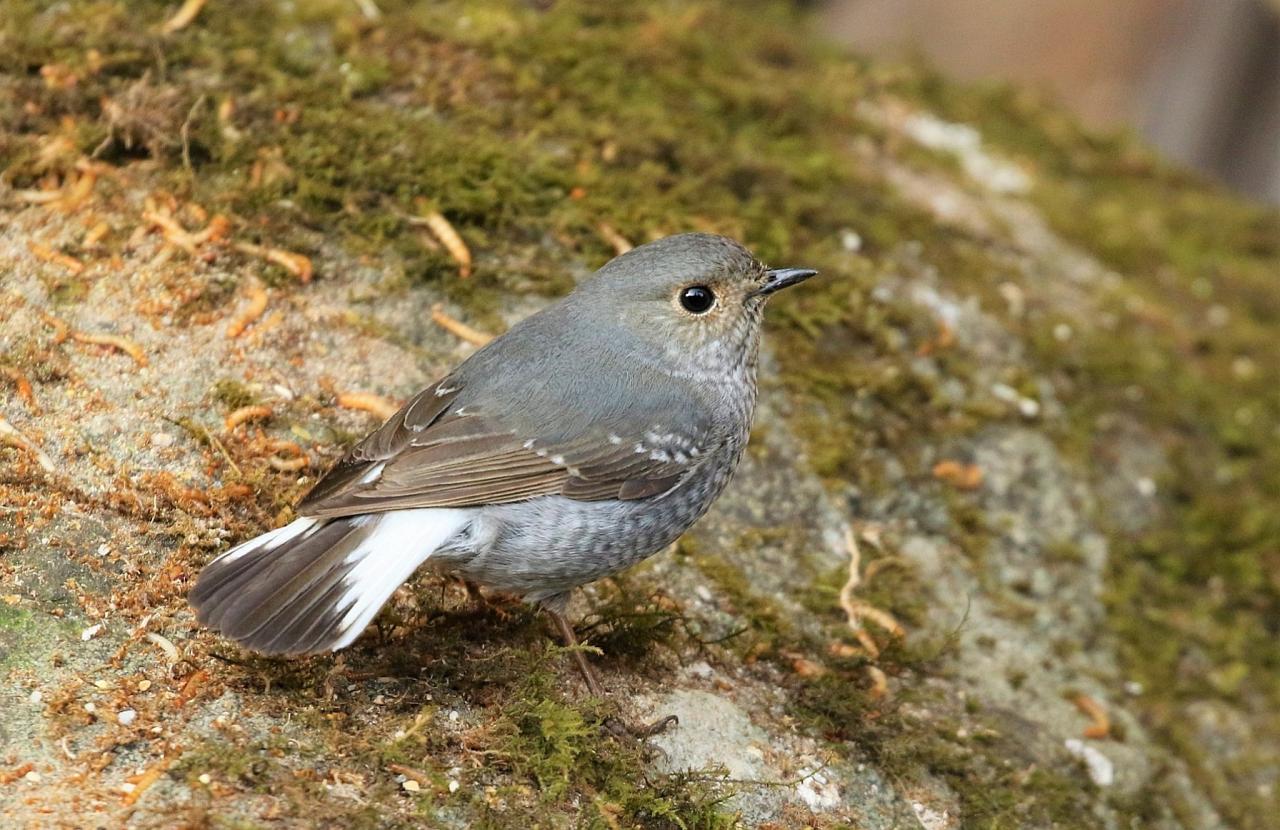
[877,63,1280,827]
[577,587,690,668]
[172,735,395,829]
[210,378,259,410]
[369,636,736,828]
[0,606,78,671]
[680,537,792,655]
[0,605,35,631]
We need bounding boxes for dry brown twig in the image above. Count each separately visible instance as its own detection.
[387,763,432,787]
[13,187,62,205]
[430,303,493,347]
[839,527,905,659]
[233,241,313,282]
[932,459,983,490]
[225,279,269,338]
[336,392,400,421]
[866,665,889,699]
[40,313,70,344]
[265,438,309,472]
[413,206,471,277]
[145,631,180,663]
[176,669,209,706]
[0,367,39,413]
[28,241,85,275]
[83,221,110,247]
[121,760,169,806]
[71,331,148,367]
[597,222,634,255]
[1072,693,1112,740]
[142,208,229,255]
[14,164,99,211]
[161,0,208,34]
[224,404,272,431]
[0,415,56,472]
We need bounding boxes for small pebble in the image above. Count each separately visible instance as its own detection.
[1064,738,1115,787]
[84,702,96,714]
[1053,323,1074,342]
[448,710,460,723]
[198,773,212,785]
[840,229,863,252]
[117,709,137,726]
[448,779,460,793]
[694,584,713,602]
[81,623,103,641]
[119,782,137,794]
[138,679,152,692]
[1135,477,1157,497]
[150,432,175,448]
[29,690,42,704]
[991,382,1019,403]
[403,779,421,793]
[24,771,41,784]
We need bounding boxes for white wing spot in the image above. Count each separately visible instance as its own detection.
[522,439,536,450]
[550,454,565,466]
[359,462,386,485]
[435,385,457,397]
[608,434,623,445]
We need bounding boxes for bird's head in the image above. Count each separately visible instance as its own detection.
[575,232,816,375]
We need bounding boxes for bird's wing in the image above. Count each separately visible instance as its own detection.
[296,378,712,518]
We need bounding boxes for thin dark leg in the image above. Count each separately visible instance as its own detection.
[545,608,678,738]
[548,608,606,697]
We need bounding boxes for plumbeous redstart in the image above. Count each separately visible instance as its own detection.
[190,233,816,655]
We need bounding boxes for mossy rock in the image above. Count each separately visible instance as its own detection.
[1,1,1277,828]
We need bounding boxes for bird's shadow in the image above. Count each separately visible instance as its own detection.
[216,581,703,717]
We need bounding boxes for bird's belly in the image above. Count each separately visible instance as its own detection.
[438,458,737,603]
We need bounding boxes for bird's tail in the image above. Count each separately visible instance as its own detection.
[190,508,469,655]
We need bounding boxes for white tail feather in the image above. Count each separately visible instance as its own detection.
[328,508,470,650]
[215,515,320,565]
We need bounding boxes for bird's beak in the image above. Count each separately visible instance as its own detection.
[756,267,818,297]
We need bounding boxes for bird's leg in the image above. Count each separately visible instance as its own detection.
[548,608,607,697]
[545,608,678,739]
[455,577,515,620]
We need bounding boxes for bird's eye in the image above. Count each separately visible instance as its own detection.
[678,285,716,315]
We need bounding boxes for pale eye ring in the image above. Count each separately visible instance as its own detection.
[678,285,716,314]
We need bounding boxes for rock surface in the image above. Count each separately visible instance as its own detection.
[1,2,1277,828]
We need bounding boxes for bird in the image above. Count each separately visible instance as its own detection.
[190,232,815,708]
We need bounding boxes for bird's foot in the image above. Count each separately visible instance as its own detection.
[600,713,679,741]
[456,578,517,620]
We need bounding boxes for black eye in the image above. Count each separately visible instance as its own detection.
[678,285,716,314]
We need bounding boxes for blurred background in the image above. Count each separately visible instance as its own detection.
[822,0,1280,204]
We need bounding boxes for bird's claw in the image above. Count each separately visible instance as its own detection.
[600,713,678,740]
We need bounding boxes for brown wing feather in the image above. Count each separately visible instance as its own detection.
[297,379,705,518]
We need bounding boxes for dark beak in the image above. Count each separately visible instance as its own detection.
[756,267,818,297]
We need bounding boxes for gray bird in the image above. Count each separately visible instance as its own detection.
[190,232,815,696]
